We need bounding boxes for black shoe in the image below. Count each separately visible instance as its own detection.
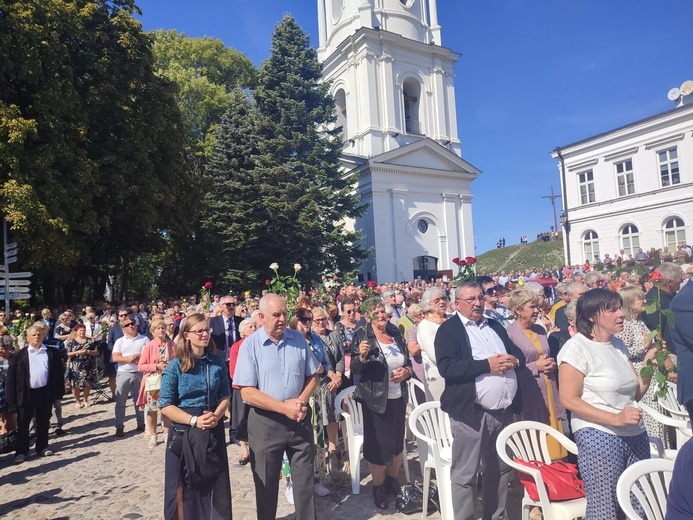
[54,428,66,436]
[372,484,388,510]
[384,475,401,496]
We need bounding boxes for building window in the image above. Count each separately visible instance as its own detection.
[664,217,686,250]
[578,170,595,205]
[615,159,635,196]
[417,219,429,234]
[621,224,640,257]
[402,78,423,135]
[658,148,680,187]
[583,230,600,262]
[334,88,348,141]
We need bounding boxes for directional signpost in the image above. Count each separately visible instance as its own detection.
[3,219,32,312]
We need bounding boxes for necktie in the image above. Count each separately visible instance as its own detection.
[226,318,234,349]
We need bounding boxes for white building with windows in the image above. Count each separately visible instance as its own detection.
[317,0,480,283]
[551,87,693,266]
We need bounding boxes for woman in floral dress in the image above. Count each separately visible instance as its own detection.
[65,324,99,408]
[137,318,175,448]
[616,285,671,447]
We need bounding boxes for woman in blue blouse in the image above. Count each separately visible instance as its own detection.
[160,313,232,519]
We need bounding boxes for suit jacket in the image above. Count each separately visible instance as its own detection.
[6,345,65,410]
[670,282,693,407]
[210,315,243,354]
[108,324,124,351]
[434,314,526,429]
[643,287,676,353]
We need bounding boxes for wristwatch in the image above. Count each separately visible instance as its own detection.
[189,416,198,428]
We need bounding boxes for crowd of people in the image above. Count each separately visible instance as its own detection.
[0,258,692,519]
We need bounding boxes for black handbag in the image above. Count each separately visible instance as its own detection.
[394,480,439,514]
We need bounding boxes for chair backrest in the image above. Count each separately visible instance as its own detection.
[406,377,426,410]
[616,457,674,520]
[335,386,364,431]
[408,401,453,456]
[496,420,578,465]
[658,382,688,419]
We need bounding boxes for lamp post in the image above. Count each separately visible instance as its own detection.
[554,147,571,266]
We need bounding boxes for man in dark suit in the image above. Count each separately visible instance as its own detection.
[6,325,65,463]
[643,262,683,354]
[435,282,525,520]
[210,296,242,361]
[670,275,693,422]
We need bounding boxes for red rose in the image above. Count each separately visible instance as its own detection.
[452,257,460,265]
[367,280,377,288]
[333,275,339,281]
[204,281,213,289]
[466,256,477,264]
[650,270,664,282]
[265,279,271,285]
[459,259,468,266]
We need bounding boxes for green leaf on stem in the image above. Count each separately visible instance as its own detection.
[645,301,659,314]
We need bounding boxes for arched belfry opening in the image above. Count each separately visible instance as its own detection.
[402,78,423,136]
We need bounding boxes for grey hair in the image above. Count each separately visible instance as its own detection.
[26,324,46,336]
[584,271,603,287]
[382,290,396,300]
[454,282,482,300]
[567,283,586,297]
[564,299,578,322]
[657,262,683,283]
[420,287,448,313]
[239,318,252,336]
[407,304,423,318]
[555,282,568,295]
[259,293,284,314]
[523,282,544,297]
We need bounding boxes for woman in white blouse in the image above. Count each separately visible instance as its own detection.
[558,288,658,519]
[417,287,448,401]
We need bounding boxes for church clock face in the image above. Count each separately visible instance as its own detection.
[331,0,344,23]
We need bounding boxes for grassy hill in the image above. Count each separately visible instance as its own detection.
[476,235,565,274]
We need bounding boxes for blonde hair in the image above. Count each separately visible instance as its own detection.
[508,289,539,315]
[618,285,644,321]
[175,313,215,372]
[150,319,166,334]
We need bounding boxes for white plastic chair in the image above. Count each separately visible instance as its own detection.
[408,401,454,520]
[658,382,689,421]
[403,377,426,483]
[496,421,586,520]
[335,386,365,495]
[616,457,674,520]
[638,401,692,453]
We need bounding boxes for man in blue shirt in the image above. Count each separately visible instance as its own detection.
[234,293,320,520]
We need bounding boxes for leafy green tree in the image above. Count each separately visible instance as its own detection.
[0,0,191,303]
[249,15,367,284]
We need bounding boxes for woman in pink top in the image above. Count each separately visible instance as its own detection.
[137,318,175,448]
[229,315,258,465]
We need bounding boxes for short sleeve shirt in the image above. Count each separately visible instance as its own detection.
[557,333,644,436]
[233,327,319,402]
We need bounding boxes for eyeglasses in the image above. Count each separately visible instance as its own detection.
[223,303,236,307]
[188,327,211,336]
[123,322,136,328]
[298,317,313,324]
[313,317,326,323]
[456,296,485,304]
[344,309,354,314]
[118,314,128,318]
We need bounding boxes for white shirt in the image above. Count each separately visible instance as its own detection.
[457,312,518,411]
[417,318,444,401]
[557,333,644,437]
[28,344,50,389]
[378,341,405,399]
[113,334,148,372]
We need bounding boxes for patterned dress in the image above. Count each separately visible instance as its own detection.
[615,318,671,448]
[145,344,170,413]
[66,339,97,390]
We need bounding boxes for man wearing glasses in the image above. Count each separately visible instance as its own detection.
[210,296,242,362]
[111,316,147,437]
[435,282,525,520]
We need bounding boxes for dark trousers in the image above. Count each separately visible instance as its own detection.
[17,386,52,456]
[248,407,316,520]
[686,401,693,425]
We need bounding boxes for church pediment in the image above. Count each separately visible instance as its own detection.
[369,138,481,177]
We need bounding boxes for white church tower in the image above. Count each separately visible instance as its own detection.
[317,0,480,283]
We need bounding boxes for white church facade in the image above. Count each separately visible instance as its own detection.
[317,0,479,283]
[551,83,693,267]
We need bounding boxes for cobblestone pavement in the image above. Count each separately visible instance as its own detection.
[0,395,522,519]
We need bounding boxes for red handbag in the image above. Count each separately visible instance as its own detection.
[514,458,585,502]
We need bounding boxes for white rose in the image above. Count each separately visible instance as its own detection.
[294,263,302,271]
[269,262,279,270]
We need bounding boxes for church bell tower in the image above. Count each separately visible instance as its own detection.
[317,0,461,158]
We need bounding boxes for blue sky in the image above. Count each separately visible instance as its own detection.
[137,0,693,255]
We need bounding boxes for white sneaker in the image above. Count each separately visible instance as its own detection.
[285,484,294,505]
[39,449,54,457]
[314,482,330,496]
